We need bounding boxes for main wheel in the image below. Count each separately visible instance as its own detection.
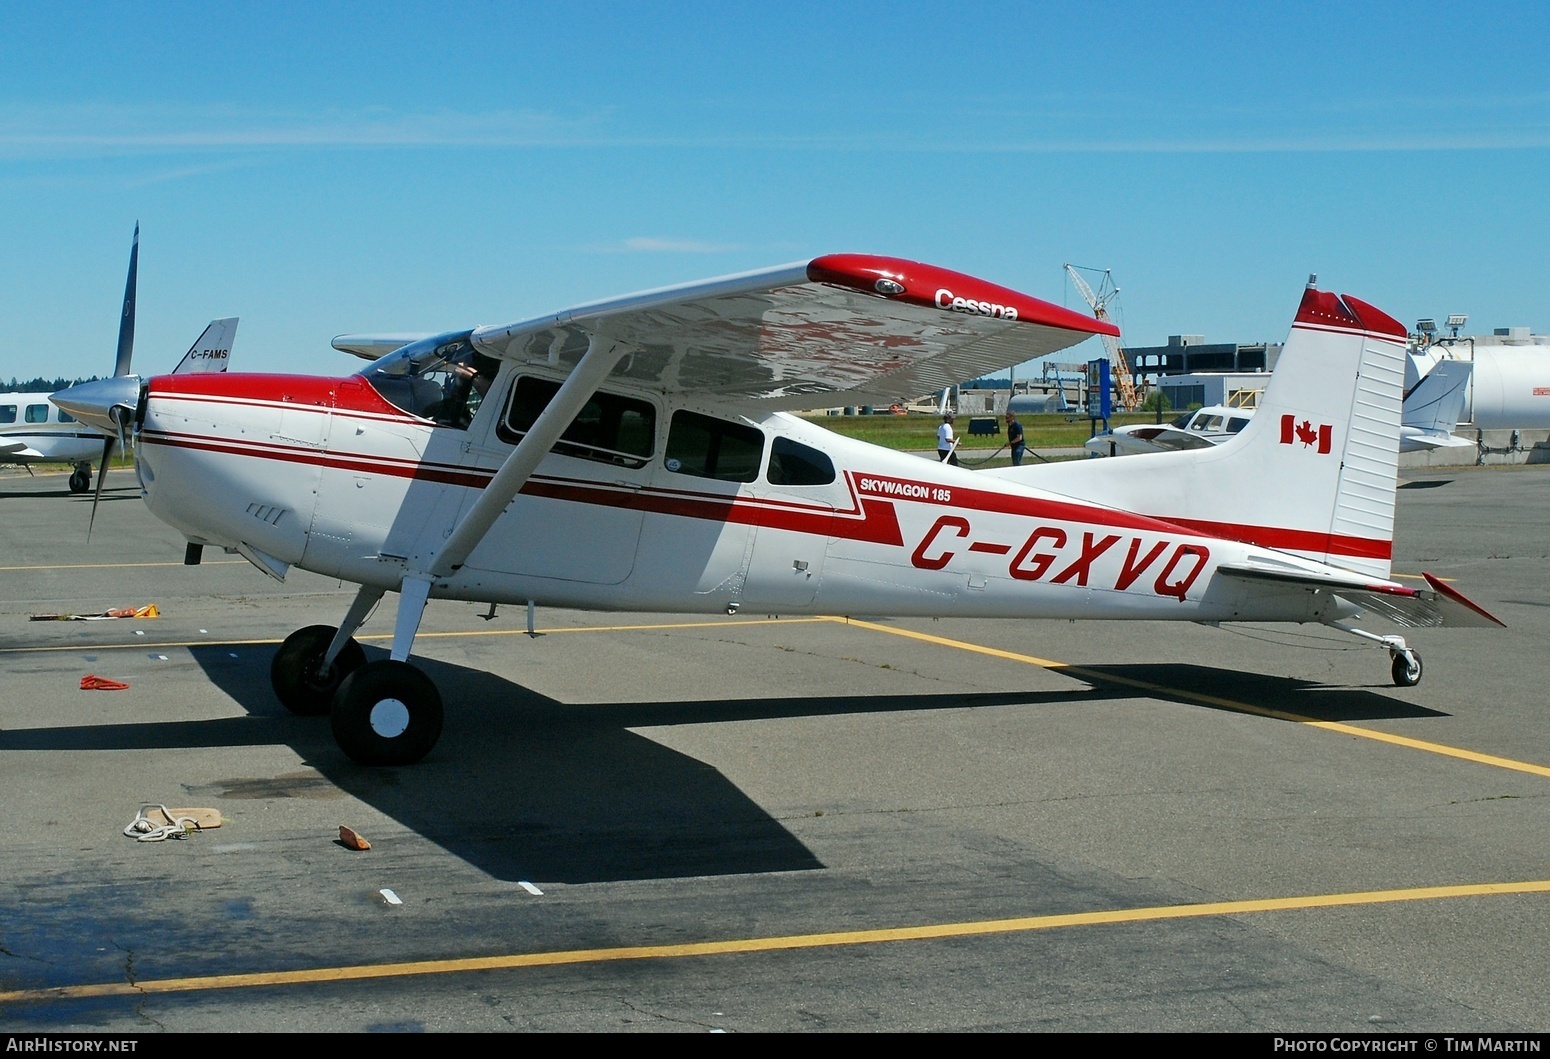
[271,624,367,716]
[1391,650,1423,687]
[330,660,443,766]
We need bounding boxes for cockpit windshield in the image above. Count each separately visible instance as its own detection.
[359,331,500,429]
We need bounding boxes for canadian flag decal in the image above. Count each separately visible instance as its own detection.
[1280,414,1333,454]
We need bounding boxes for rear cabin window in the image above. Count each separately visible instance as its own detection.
[497,376,656,468]
[26,404,48,424]
[665,411,763,483]
[0,405,15,424]
[57,408,75,423]
[767,436,835,486]
[1227,417,1250,434]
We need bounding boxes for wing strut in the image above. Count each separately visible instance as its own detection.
[388,334,629,662]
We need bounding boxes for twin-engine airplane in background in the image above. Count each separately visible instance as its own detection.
[55,255,1504,768]
[4,226,235,494]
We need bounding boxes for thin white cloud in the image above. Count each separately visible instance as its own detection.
[614,237,743,254]
[0,102,614,155]
[2,99,1549,158]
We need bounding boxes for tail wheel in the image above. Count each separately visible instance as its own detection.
[331,660,443,766]
[271,624,366,716]
[1390,649,1423,687]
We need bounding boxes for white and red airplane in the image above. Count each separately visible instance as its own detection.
[54,256,1503,767]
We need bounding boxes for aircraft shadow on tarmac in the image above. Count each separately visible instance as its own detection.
[0,647,1443,884]
[1062,662,1450,723]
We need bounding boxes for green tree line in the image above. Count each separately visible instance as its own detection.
[3,376,100,393]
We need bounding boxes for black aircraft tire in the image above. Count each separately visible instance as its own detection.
[68,471,88,494]
[330,660,443,767]
[271,624,367,716]
[1391,650,1423,688]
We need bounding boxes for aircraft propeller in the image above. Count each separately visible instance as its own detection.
[55,223,143,537]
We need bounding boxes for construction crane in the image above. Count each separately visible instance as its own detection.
[1063,264,1141,411]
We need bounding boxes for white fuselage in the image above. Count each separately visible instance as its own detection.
[135,366,1373,629]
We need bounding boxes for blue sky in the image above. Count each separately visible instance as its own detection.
[3,2,1548,383]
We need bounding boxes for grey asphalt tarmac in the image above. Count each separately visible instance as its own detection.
[0,464,1547,1033]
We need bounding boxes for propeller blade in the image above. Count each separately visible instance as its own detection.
[114,223,139,379]
[87,435,114,540]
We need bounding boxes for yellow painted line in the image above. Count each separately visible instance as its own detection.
[835,617,1550,780]
[4,877,1546,1004]
[0,559,246,571]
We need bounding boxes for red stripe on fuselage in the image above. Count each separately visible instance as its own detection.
[143,378,1391,562]
[1168,517,1392,560]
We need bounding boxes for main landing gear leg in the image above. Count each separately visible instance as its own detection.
[1328,621,1423,687]
[330,576,443,766]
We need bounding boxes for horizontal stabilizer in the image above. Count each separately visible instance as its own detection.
[1218,565,1504,629]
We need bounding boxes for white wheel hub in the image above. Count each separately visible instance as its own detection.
[368,697,411,738]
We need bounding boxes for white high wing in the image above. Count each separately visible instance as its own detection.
[7,226,235,494]
[55,256,1502,767]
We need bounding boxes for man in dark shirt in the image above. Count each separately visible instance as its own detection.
[1006,411,1026,466]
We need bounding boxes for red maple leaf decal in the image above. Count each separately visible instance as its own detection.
[1295,420,1319,446]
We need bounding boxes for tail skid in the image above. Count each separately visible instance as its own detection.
[989,282,1410,579]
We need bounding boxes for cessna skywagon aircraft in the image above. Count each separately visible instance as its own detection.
[3,226,235,492]
[55,255,1503,767]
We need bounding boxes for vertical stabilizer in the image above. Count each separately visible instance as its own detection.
[987,283,1410,579]
[171,318,238,374]
[1402,359,1472,435]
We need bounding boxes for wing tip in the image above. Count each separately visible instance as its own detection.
[807,254,1120,337]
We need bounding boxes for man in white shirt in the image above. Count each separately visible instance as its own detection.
[937,412,959,465]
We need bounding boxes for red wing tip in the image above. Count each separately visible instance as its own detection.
[1423,572,1508,626]
[807,254,1121,337]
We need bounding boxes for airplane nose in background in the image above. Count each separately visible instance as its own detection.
[51,376,142,433]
